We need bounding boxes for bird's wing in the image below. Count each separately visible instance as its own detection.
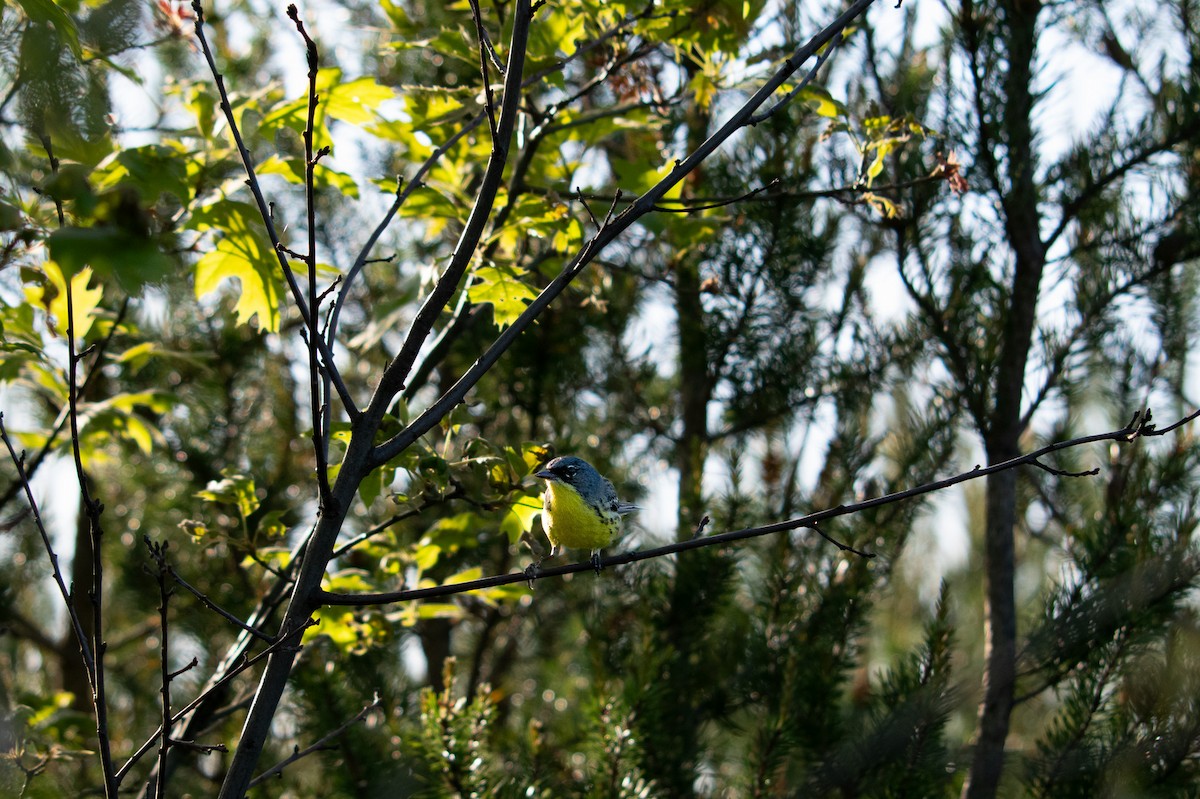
[604,477,639,515]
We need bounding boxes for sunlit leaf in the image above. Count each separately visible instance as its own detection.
[190,201,282,331]
[24,261,102,338]
[468,265,538,328]
[196,469,260,519]
[257,155,360,198]
[798,86,846,119]
[324,76,397,126]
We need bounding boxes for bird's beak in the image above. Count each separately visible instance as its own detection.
[534,469,555,481]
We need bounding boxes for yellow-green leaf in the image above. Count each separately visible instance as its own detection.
[191,201,282,332]
[468,265,538,328]
[798,86,846,119]
[25,261,102,339]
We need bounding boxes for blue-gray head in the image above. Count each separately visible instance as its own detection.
[535,456,639,515]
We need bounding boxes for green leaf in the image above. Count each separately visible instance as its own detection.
[47,224,175,291]
[415,602,464,620]
[93,144,192,203]
[413,542,441,571]
[196,469,260,519]
[16,0,82,60]
[81,391,174,456]
[190,201,283,331]
[324,76,397,126]
[468,265,538,328]
[358,462,397,508]
[798,86,846,119]
[865,138,900,185]
[187,84,218,138]
[258,155,360,198]
[24,261,102,338]
[501,494,542,544]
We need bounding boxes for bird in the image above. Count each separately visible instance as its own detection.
[532,456,639,574]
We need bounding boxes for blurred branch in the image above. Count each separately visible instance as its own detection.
[247,694,381,789]
[0,298,129,512]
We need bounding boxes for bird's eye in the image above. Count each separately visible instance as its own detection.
[565,466,576,478]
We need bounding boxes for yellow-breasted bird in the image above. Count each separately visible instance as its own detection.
[534,456,639,573]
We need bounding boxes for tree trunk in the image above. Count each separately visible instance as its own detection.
[962,0,1044,796]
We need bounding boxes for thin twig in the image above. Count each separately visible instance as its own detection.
[652,179,780,213]
[145,538,174,799]
[747,28,846,125]
[1031,459,1100,478]
[805,522,874,558]
[115,618,318,782]
[168,566,274,641]
[467,0,499,139]
[189,0,357,418]
[247,694,381,789]
[286,4,334,504]
[54,133,119,798]
[327,115,485,348]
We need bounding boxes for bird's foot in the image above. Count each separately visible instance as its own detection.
[524,560,541,590]
[591,551,603,575]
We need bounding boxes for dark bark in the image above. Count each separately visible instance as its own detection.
[962,0,1044,796]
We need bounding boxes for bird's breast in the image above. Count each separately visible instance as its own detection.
[541,482,620,550]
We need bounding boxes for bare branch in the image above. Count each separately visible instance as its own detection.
[286,3,334,503]
[467,0,499,139]
[167,565,274,641]
[364,0,535,413]
[115,618,318,783]
[60,167,119,799]
[145,537,173,799]
[328,408,1180,606]
[1031,459,1100,478]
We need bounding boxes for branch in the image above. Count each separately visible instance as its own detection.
[246,694,381,789]
[115,618,317,783]
[329,408,1186,606]
[63,202,119,799]
[467,0,499,139]
[371,0,878,467]
[327,112,487,349]
[167,565,274,641]
[364,0,534,411]
[745,24,846,125]
[286,4,334,504]
[330,484,465,559]
[189,0,357,418]
[145,538,174,799]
